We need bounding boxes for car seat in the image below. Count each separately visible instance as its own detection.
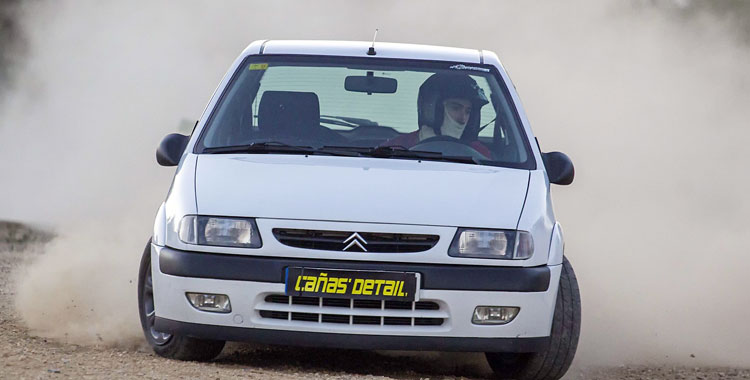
[257,91,344,146]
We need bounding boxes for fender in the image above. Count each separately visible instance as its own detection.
[547,222,564,266]
[153,202,166,246]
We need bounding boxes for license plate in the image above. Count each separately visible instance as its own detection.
[285,267,419,301]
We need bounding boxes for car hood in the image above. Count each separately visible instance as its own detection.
[194,154,530,228]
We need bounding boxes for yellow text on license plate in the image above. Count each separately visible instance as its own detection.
[293,273,408,297]
[285,267,418,301]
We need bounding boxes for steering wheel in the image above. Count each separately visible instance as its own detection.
[410,135,486,160]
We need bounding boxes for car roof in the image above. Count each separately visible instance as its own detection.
[241,40,486,64]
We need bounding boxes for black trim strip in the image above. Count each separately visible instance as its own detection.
[158,247,551,292]
[154,317,549,352]
[259,39,270,54]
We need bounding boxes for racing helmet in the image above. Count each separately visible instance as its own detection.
[417,73,489,139]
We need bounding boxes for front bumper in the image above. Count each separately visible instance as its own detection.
[154,317,550,352]
[151,244,561,352]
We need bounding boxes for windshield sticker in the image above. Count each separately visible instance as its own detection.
[449,64,490,73]
[248,63,269,70]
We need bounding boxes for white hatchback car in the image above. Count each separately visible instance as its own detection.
[139,40,579,380]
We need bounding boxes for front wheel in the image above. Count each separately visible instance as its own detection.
[138,239,225,361]
[485,256,581,380]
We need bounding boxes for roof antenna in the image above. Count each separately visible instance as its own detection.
[367,29,378,56]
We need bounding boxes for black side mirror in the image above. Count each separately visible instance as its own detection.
[156,133,190,167]
[542,151,575,185]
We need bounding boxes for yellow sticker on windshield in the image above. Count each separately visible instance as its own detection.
[248,63,268,70]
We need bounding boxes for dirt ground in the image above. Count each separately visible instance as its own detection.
[1,224,748,380]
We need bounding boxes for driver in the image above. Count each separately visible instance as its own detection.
[381,73,492,158]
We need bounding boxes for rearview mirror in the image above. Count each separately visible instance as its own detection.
[345,72,397,94]
[156,133,190,166]
[542,152,574,185]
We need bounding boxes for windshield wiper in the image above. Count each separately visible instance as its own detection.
[203,142,316,155]
[320,145,479,164]
[206,142,478,164]
[373,147,478,164]
[203,142,360,157]
[368,145,440,159]
[434,155,480,164]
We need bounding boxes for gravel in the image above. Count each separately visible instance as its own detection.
[1,224,748,380]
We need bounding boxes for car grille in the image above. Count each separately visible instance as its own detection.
[257,294,446,327]
[272,228,439,253]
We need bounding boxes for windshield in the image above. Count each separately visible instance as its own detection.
[196,56,535,169]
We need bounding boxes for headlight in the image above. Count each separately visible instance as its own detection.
[179,215,262,248]
[448,228,533,260]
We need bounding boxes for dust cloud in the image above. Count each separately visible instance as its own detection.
[1,0,748,369]
[0,0,25,92]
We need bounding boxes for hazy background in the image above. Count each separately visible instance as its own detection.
[1,0,748,370]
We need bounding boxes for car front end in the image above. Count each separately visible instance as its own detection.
[141,40,578,380]
[149,153,562,353]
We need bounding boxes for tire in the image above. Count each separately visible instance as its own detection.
[485,256,581,380]
[138,239,225,361]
